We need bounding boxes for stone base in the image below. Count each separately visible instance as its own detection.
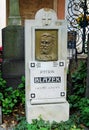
[26,101,69,123]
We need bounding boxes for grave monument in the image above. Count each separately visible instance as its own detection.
[2,0,24,87]
[25,8,69,123]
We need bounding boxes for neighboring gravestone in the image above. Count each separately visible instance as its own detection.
[2,26,24,87]
[25,8,69,123]
[2,0,24,87]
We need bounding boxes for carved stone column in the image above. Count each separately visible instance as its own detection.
[8,0,21,25]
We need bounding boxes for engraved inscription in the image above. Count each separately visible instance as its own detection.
[34,76,61,83]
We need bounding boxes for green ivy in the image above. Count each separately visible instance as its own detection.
[13,117,28,130]
[71,61,86,96]
[27,118,83,130]
[14,115,84,130]
[78,98,89,127]
[0,72,25,114]
[68,61,89,127]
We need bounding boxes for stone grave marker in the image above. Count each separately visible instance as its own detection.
[25,8,69,123]
[2,0,24,88]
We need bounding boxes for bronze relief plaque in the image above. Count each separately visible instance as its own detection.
[35,29,58,61]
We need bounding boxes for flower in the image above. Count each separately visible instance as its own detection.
[76,14,89,27]
[0,46,2,51]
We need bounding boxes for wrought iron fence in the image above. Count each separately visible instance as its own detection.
[67,0,89,54]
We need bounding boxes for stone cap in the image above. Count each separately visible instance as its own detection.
[35,8,57,26]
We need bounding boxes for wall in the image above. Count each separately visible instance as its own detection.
[57,0,65,19]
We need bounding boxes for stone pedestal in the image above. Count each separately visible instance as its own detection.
[26,101,69,123]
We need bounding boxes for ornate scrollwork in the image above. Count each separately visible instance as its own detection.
[67,0,89,54]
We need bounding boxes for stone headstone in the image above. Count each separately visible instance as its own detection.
[2,26,24,60]
[25,8,69,123]
[2,26,24,87]
[2,0,24,88]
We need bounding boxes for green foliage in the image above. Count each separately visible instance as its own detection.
[0,72,25,114]
[14,116,83,130]
[78,98,89,127]
[14,116,28,130]
[27,116,50,130]
[27,116,83,130]
[68,61,86,107]
[68,61,87,110]
[68,61,89,127]
[71,61,86,96]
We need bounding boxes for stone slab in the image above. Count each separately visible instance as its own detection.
[29,61,66,103]
[2,26,24,60]
[26,101,69,123]
[2,26,24,88]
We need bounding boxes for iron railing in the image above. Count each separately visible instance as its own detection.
[67,0,89,54]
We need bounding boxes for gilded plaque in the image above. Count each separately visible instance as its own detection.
[35,29,58,61]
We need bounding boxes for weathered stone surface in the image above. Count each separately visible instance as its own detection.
[8,0,21,25]
[2,26,24,60]
[26,101,69,123]
[2,25,24,88]
[25,8,69,123]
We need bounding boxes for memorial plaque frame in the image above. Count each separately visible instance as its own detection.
[29,61,66,104]
[35,29,58,61]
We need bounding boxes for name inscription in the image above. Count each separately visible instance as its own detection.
[34,76,61,83]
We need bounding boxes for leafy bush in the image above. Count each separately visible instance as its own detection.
[14,116,83,130]
[14,116,28,130]
[0,71,25,114]
[68,61,89,127]
[78,98,89,127]
[71,61,86,96]
[68,61,86,108]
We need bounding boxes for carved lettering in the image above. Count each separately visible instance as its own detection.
[34,76,61,83]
